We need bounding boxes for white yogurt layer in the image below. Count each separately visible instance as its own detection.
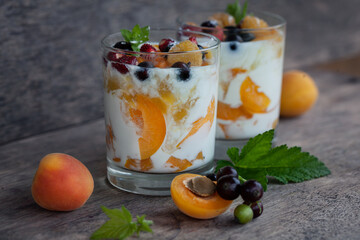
[104,62,218,173]
[216,32,285,139]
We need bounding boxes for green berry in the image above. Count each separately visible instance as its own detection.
[234,204,253,224]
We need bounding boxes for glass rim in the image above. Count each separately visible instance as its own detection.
[177,10,286,32]
[101,28,221,56]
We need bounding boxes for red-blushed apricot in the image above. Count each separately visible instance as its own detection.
[171,173,233,219]
[280,70,319,117]
[31,153,94,211]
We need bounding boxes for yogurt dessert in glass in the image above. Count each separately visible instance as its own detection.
[101,27,220,195]
[178,4,286,158]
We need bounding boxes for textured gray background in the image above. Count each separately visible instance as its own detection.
[1,0,360,145]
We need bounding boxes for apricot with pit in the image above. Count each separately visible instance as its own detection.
[31,153,94,211]
[280,70,318,117]
[171,173,233,219]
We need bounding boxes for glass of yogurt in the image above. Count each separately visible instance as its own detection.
[178,10,286,158]
[101,28,220,195]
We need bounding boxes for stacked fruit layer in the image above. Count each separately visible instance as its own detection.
[183,12,285,139]
[103,37,218,173]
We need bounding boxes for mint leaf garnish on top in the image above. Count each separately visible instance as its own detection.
[216,129,331,191]
[226,0,248,25]
[91,206,153,240]
[120,25,150,52]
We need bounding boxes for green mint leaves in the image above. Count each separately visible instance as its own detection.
[120,25,150,52]
[216,130,331,191]
[226,0,248,25]
[91,206,153,240]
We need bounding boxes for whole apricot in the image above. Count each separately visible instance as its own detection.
[280,70,319,117]
[171,173,233,219]
[31,153,94,211]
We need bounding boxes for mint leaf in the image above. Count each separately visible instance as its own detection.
[226,0,248,25]
[216,130,331,191]
[91,206,153,240]
[120,25,150,51]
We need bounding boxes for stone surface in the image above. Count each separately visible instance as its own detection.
[1,0,360,144]
[0,67,359,239]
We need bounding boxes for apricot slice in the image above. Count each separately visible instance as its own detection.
[132,95,166,159]
[240,76,271,113]
[176,98,215,147]
[217,101,253,121]
[171,174,233,219]
[231,67,247,78]
[124,158,153,172]
[280,70,318,117]
[105,124,115,152]
[166,156,192,172]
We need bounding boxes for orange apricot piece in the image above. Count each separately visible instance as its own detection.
[171,174,233,219]
[134,95,166,159]
[240,76,271,113]
[176,98,215,147]
[31,153,94,211]
[166,156,193,172]
[217,101,253,121]
[231,67,247,78]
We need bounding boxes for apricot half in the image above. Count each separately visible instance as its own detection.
[171,174,233,219]
[280,70,318,117]
[31,153,94,211]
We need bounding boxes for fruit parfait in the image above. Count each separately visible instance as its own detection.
[101,26,220,195]
[178,1,286,144]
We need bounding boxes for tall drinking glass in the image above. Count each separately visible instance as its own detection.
[101,29,220,195]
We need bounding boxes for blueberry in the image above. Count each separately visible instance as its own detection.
[113,41,132,51]
[200,20,218,28]
[171,62,191,81]
[197,44,206,59]
[240,32,255,42]
[135,61,154,81]
[229,42,238,51]
[224,34,243,42]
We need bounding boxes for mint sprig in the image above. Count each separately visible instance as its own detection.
[120,25,150,52]
[216,130,331,191]
[91,206,153,240]
[226,0,248,25]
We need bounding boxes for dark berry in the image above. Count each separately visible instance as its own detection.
[216,166,238,180]
[205,173,217,181]
[234,204,253,224]
[248,201,263,218]
[229,42,238,51]
[171,62,191,81]
[113,41,132,50]
[135,61,154,81]
[240,32,255,42]
[140,44,157,53]
[240,180,264,202]
[112,55,138,74]
[224,26,237,32]
[224,34,243,42]
[197,44,206,60]
[216,175,241,200]
[201,20,218,28]
[159,38,175,52]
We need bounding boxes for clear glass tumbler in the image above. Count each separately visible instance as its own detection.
[178,11,286,159]
[101,29,220,195]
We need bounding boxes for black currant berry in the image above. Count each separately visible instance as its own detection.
[240,32,255,42]
[216,166,238,180]
[135,61,154,81]
[205,173,217,181]
[171,62,191,81]
[200,20,218,28]
[113,41,132,50]
[224,34,243,42]
[248,201,264,218]
[240,180,264,202]
[216,175,241,200]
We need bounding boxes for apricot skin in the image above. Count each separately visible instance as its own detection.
[280,70,319,117]
[171,173,233,219]
[31,153,94,211]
